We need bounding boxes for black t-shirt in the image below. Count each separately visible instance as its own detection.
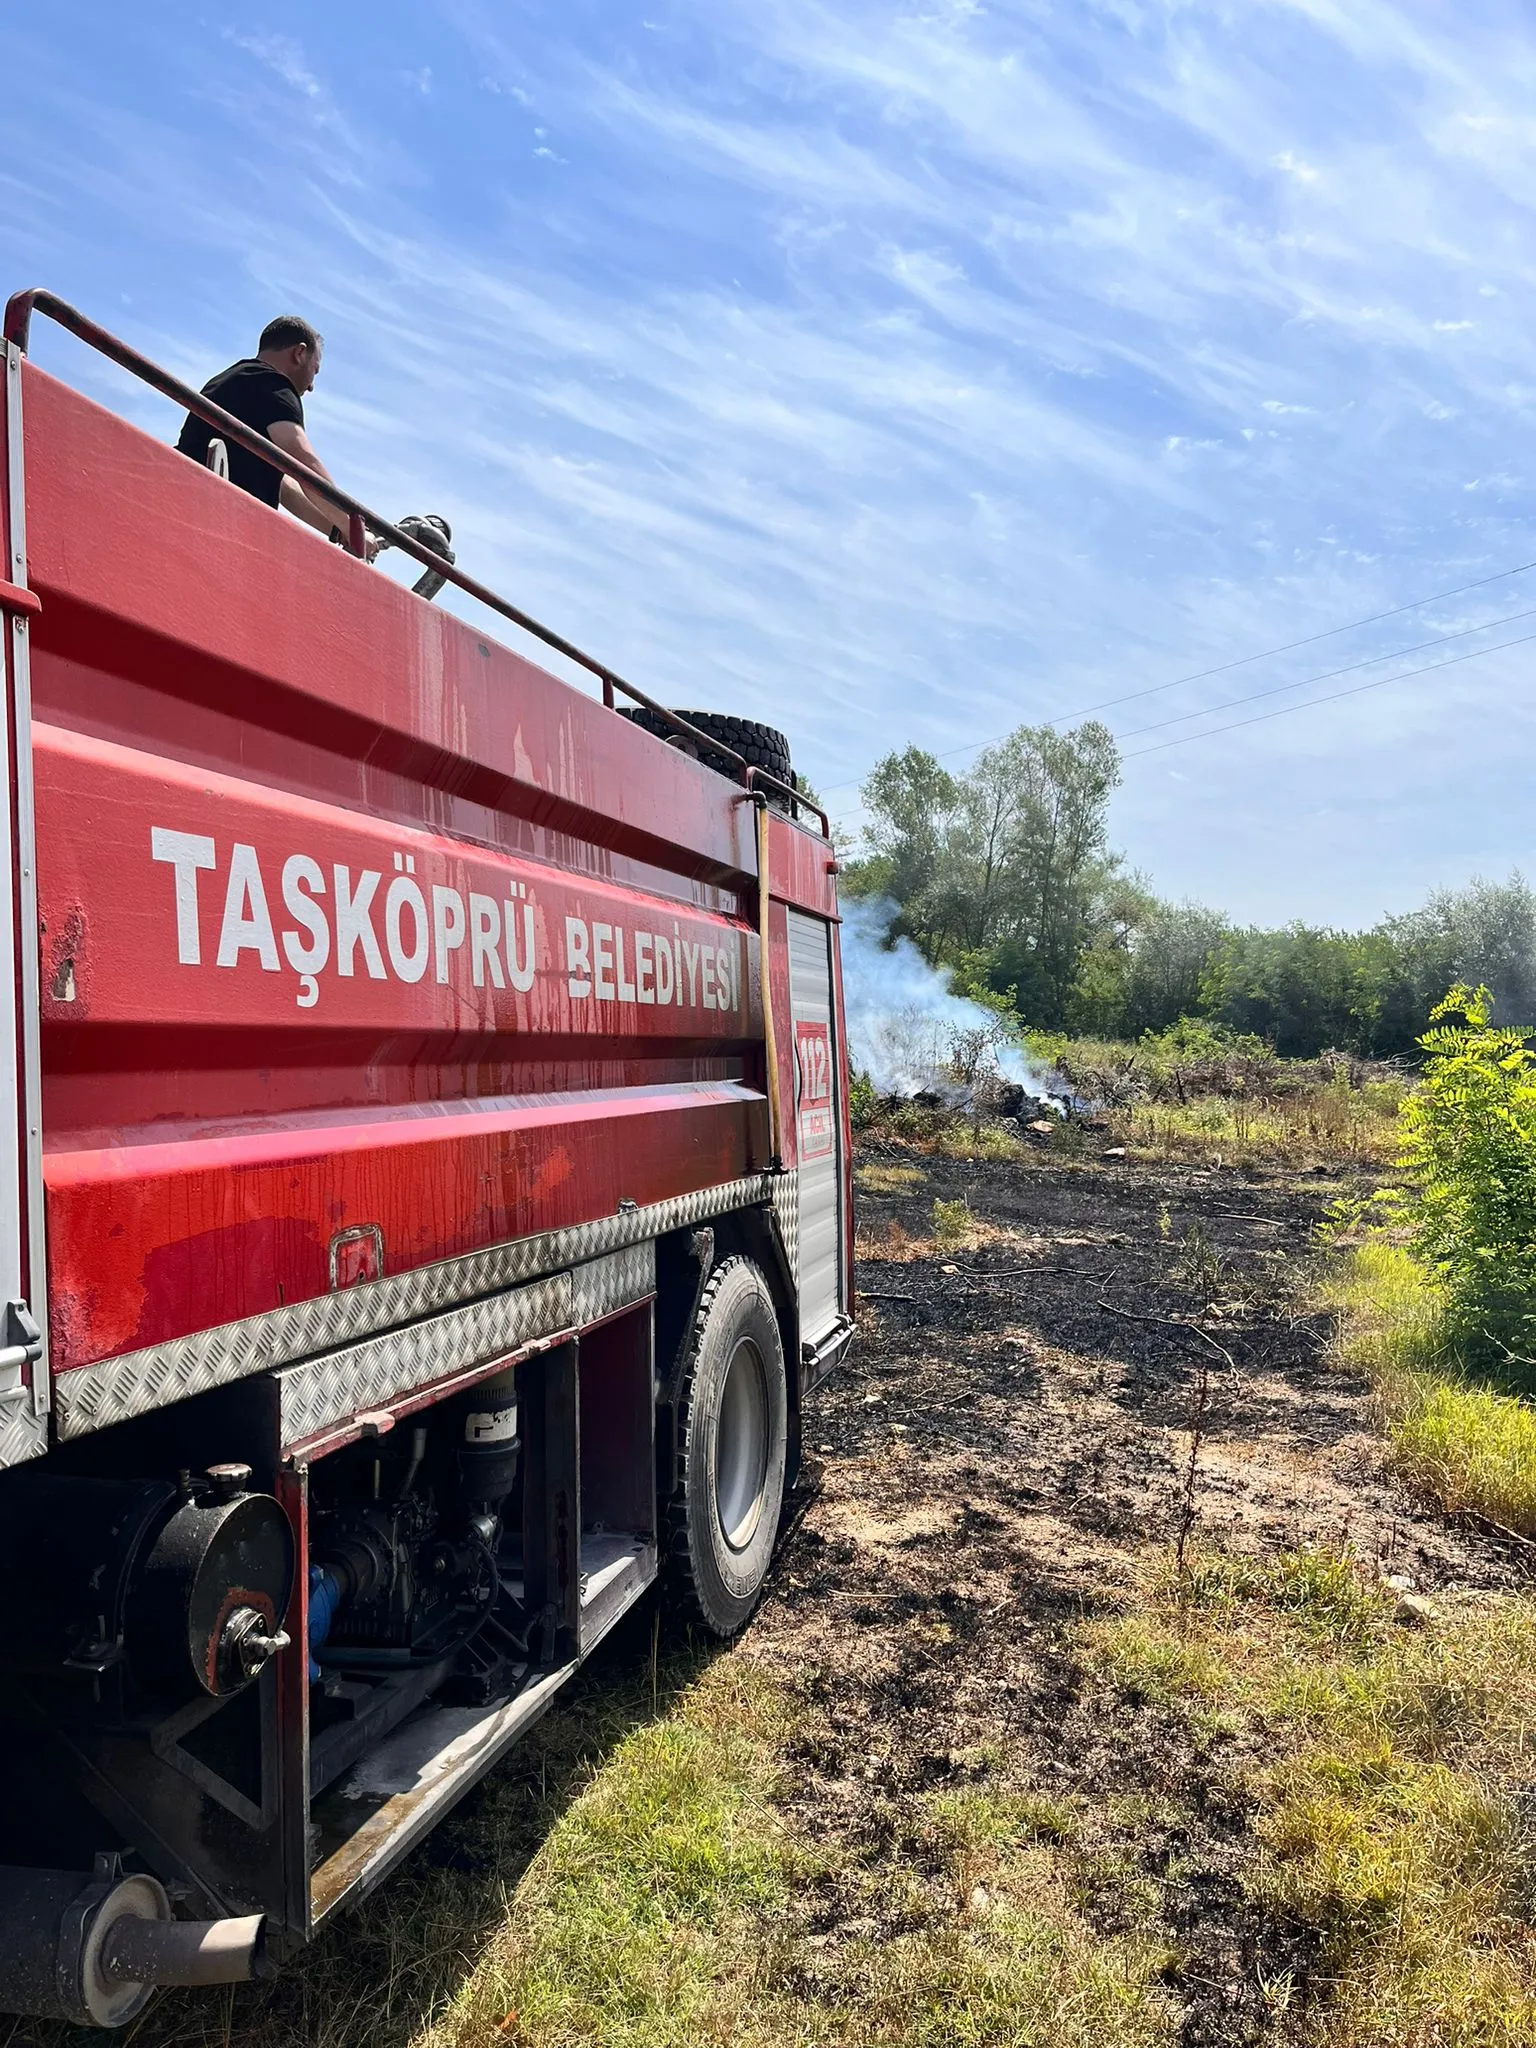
[176,360,304,508]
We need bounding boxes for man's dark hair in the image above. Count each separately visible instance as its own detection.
[258,315,322,354]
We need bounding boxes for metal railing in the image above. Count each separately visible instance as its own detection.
[3,288,827,837]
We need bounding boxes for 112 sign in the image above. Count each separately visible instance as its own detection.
[795,1020,835,1162]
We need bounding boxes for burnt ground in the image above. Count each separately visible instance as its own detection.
[744,1137,1526,2048]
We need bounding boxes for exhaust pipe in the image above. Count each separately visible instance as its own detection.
[102,1907,267,1989]
[0,1857,268,2029]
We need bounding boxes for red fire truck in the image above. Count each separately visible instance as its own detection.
[0,291,853,2029]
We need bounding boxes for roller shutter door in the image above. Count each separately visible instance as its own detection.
[786,909,846,1346]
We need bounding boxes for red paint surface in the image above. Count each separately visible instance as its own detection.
[50,1084,761,1362]
[767,812,840,922]
[35,725,760,1047]
[19,362,834,1378]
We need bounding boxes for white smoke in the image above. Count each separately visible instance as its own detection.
[839,897,1067,1105]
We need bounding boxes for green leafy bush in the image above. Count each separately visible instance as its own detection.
[1399,985,1536,1369]
[848,1068,878,1130]
[931,1197,974,1245]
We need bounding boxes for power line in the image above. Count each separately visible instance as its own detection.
[1113,603,1536,743]
[824,613,1536,833]
[1122,623,1536,760]
[819,551,1536,795]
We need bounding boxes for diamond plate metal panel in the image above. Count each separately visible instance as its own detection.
[277,1272,576,1450]
[55,1175,774,1441]
[0,1392,45,1470]
[572,1242,656,1326]
[771,1170,799,1289]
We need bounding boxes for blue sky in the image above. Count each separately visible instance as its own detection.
[6,0,1536,927]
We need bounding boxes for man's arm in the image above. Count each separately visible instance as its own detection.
[276,475,341,536]
[267,421,382,558]
[267,419,346,534]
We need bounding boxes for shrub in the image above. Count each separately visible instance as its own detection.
[1399,985,1536,1369]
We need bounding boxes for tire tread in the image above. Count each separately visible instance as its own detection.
[616,707,798,811]
[665,1256,784,1633]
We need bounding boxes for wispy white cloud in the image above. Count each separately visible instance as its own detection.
[8,1,1536,923]
[227,32,325,101]
[220,29,370,167]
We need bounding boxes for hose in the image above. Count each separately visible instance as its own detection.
[374,513,455,600]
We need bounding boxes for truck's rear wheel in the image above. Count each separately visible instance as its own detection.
[668,1258,788,1636]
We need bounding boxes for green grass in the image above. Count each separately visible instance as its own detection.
[933,1120,1033,1163]
[1076,1549,1536,2048]
[1324,1240,1536,1535]
[1254,1602,1536,2047]
[420,1660,1175,2048]
[1078,1615,1232,1706]
[823,1902,1174,2048]
[854,1161,928,1195]
[1264,1548,1393,1646]
[920,1784,1079,1907]
[1319,1239,1450,1387]
[1107,1084,1400,1167]
[1392,1379,1536,1532]
[422,1663,795,2048]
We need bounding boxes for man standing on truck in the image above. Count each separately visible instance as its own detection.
[176,315,377,553]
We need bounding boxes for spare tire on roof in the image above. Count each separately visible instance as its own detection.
[618,706,798,813]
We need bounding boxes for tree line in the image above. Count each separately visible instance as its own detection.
[844,722,1536,1057]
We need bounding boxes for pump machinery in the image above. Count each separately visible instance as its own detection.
[0,289,853,2027]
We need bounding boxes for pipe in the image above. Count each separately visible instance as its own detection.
[397,1422,429,1503]
[308,1560,347,1679]
[101,1910,268,1988]
[0,1863,266,2028]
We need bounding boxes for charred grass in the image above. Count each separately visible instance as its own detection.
[30,1123,1536,2048]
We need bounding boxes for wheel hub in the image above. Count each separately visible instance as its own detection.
[715,1337,770,1552]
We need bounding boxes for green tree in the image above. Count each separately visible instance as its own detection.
[1062,873,1158,1035]
[1206,925,1397,1056]
[843,746,959,950]
[851,721,1122,1027]
[1122,897,1231,1036]
[1007,721,1122,1021]
[1385,875,1536,1036]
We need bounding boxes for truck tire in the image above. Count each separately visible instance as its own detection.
[667,1257,788,1636]
[618,707,798,811]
